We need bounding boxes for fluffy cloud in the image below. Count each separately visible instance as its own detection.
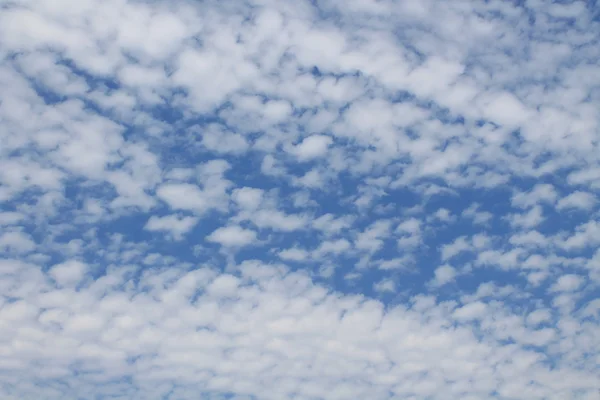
[144,214,198,240]
[49,260,88,287]
[2,260,599,400]
[207,225,258,247]
[431,264,458,287]
[557,191,597,211]
[289,135,333,161]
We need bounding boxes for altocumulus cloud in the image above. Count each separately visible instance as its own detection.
[0,0,600,399]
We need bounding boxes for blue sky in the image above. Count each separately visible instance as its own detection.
[0,0,600,399]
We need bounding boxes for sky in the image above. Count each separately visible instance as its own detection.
[0,0,599,399]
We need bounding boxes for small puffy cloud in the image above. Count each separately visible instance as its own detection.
[430,207,454,222]
[396,218,422,249]
[374,278,396,293]
[144,214,198,240]
[278,247,309,261]
[479,91,531,127]
[431,264,457,287]
[527,309,552,327]
[441,236,470,261]
[206,274,240,297]
[560,220,600,251]
[156,183,208,211]
[453,301,487,321]
[251,210,307,232]
[378,256,414,270]
[201,124,249,155]
[289,135,333,161]
[508,205,544,229]
[207,225,257,247]
[0,212,25,225]
[260,154,286,176]
[556,191,596,211]
[396,218,421,234]
[49,260,88,287]
[313,238,351,257]
[550,274,583,292]
[511,184,557,209]
[0,231,36,253]
[355,220,391,254]
[312,213,355,236]
[294,168,324,188]
[462,203,493,225]
[232,187,264,210]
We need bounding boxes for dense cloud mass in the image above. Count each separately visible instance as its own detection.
[0,0,600,399]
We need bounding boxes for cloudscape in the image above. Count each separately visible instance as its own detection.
[0,0,599,399]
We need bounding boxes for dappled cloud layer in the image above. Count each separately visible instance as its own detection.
[0,0,599,399]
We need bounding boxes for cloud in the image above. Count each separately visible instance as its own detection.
[373,278,396,293]
[556,191,596,211]
[1,0,600,398]
[431,264,457,287]
[0,231,36,254]
[207,225,258,247]
[453,301,487,321]
[156,174,230,216]
[232,187,265,211]
[2,260,598,399]
[289,135,333,161]
[278,247,310,261]
[144,214,198,240]
[156,183,210,211]
[550,274,584,293]
[250,210,307,232]
[200,124,250,155]
[48,260,88,287]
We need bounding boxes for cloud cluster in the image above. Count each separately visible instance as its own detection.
[0,0,599,398]
[1,259,599,400]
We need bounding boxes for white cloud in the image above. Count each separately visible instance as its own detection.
[462,203,493,225]
[232,187,264,210]
[527,309,552,327]
[441,236,470,261]
[508,205,545,229]
[512,184,557,209]
[278,247,310,261]
[313,238,351,257]
[294,168,325,188]
[556,191,596,211]
[7,260,599,399]
[453,301,487,321]
[354,219,391,254]
[289,135,333,161]
[560,220,600,251]
[49,260,88,287]
[0,211,25,225]
[156,183,210,211]
[312,213,355,236]
[431,264,457,287]
[156,180,229,215]
[261,155,287,177]
[206,274,241,297]
[144,214,198,240]
[0,231,36,253]
[207,225,257,247]
[251,210,307,232]
[374,278,396,293]
[550,274,584,292]
[201,124,249,155]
